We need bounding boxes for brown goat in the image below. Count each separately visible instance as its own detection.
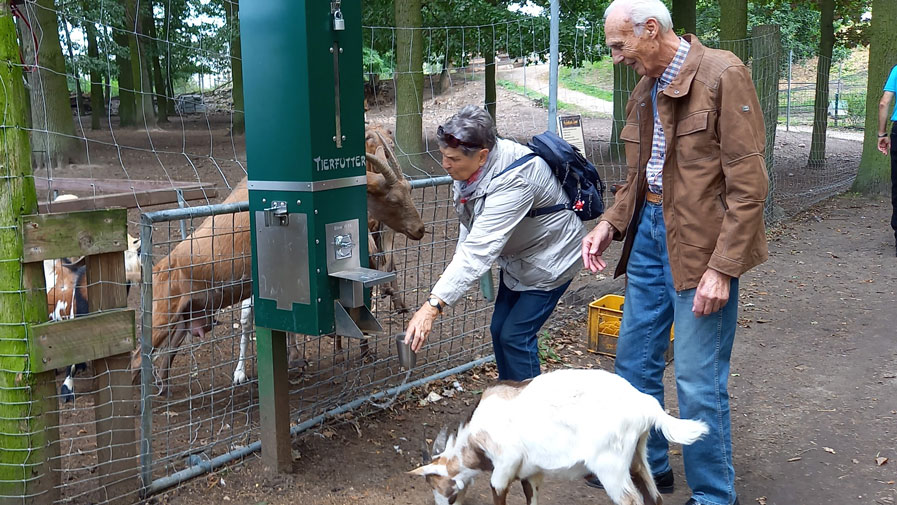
[135,127,425,390]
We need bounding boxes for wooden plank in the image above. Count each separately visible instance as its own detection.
[257,327,293,472]
[34,176,217,193]
[23,208,128,262]
[37,185,219,213]
[87,252,128,311]
[92,353,139,505]
[88,251,139,504]
[27,310,136,373]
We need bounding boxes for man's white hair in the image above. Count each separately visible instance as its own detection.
[604,0,673,36]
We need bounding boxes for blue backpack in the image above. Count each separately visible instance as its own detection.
[497,130,606,221]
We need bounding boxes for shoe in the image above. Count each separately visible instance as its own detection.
[684,499,740,505]
[585,468,674,494]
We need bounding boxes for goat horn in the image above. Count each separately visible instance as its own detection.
[365,152,398,186]
[420,439,432,465]
[433,426,448,455]
[375,130,406,181]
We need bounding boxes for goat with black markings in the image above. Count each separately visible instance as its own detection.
[410,369,708,505]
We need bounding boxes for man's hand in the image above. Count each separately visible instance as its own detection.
[692,268,732,316]
[582,221,616,273]
[879,135,891,155]
[404,303,440,352]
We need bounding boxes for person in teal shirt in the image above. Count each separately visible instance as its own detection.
[878,64,897,255]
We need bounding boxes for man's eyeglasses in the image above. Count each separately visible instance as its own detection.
[437,125,483,149]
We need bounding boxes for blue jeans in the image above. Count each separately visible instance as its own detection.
[615,201,739,505]
[490,272,571,381]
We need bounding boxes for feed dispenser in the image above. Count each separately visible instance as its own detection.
[241,0,394,471]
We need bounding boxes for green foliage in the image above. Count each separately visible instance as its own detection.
[363,47,394,80]
[559,60,615,101]
[537,331,560,365]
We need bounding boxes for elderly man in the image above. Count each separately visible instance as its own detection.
[581,1,768,504]
[405,105,584,381]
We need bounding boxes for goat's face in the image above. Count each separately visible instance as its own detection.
[409,430,481,505]
[364,126,426,241]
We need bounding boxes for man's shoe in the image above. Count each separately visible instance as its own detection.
[585,468,674,494]
[684,498,740,505]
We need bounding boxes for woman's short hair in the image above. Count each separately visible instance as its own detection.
[436,105,497,155]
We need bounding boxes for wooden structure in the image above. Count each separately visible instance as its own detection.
[35,177,218,213]
[23,208,139,504]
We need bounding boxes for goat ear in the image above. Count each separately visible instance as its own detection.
[408,463,448,477]
[433,426,448,455]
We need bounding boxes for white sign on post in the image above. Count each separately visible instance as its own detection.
[557,114,586,153]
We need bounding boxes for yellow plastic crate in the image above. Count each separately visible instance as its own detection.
[587,294,674,362]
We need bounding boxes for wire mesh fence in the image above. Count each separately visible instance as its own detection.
[0,0,873,502]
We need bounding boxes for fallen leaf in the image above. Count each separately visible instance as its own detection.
[824,447,836,454]
[756,497,767,505]
[876,457,889,466]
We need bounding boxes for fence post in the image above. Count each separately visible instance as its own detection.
[548,0,559,133]
[786,48,793,131]
[0,8,60,503]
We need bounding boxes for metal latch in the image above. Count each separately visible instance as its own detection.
[263,201,289,227]
[333,233,353,260]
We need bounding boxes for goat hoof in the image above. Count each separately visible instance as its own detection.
[233,370,249,385]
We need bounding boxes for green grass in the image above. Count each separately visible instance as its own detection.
[537,331,561,365]
[558,60,616,102]
[497,79,577,111]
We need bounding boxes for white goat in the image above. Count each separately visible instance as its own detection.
[410,369,708,505]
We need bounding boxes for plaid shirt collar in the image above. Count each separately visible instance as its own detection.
[657,37,691,89]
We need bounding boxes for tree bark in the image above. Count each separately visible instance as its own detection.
[62,16,85,116]
[854,0,897,194]
[224,0,244,134]
[671,0,696,35]
[719,0,748,63]
[394,0,424,172]
[808,0,835,168]
[125,0,156,129]
[485,29,496,121]
[114,29,136,127]
[0,8,59,502]
[17,0,80,168]
[142,6,168,123]
[83,11,105,130]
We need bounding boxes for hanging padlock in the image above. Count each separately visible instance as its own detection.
[333,9,345,31]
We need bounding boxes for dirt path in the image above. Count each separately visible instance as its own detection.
[158,194,897,505]
[497,62,614,115]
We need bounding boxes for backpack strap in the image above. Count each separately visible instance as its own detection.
[495,153,572,219]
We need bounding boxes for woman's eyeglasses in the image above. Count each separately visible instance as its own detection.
[437,125,482,149]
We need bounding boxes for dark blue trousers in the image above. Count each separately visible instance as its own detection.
[489,271,572,381]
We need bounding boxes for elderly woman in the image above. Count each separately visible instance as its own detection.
[404,105,584,381]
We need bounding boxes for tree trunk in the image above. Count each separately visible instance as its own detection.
[719,0,748,63]
[0,8,59,502]
[854,0,897,194]
[62,16,84,116]
[114,29,136,127]
[83,12,105,130]
[808,0,835,168]
[671,0,696,35]
[485,29,496,120]
[143,7,168,123]
[17,0,79,169]
[162,0,176,115]
[224,0,244,134]
[125,0,156,129]
[610,63,639,162]
[394,0,424,172]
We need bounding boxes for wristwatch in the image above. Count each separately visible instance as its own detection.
[880,133,889,138]
[427,296,443,313]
